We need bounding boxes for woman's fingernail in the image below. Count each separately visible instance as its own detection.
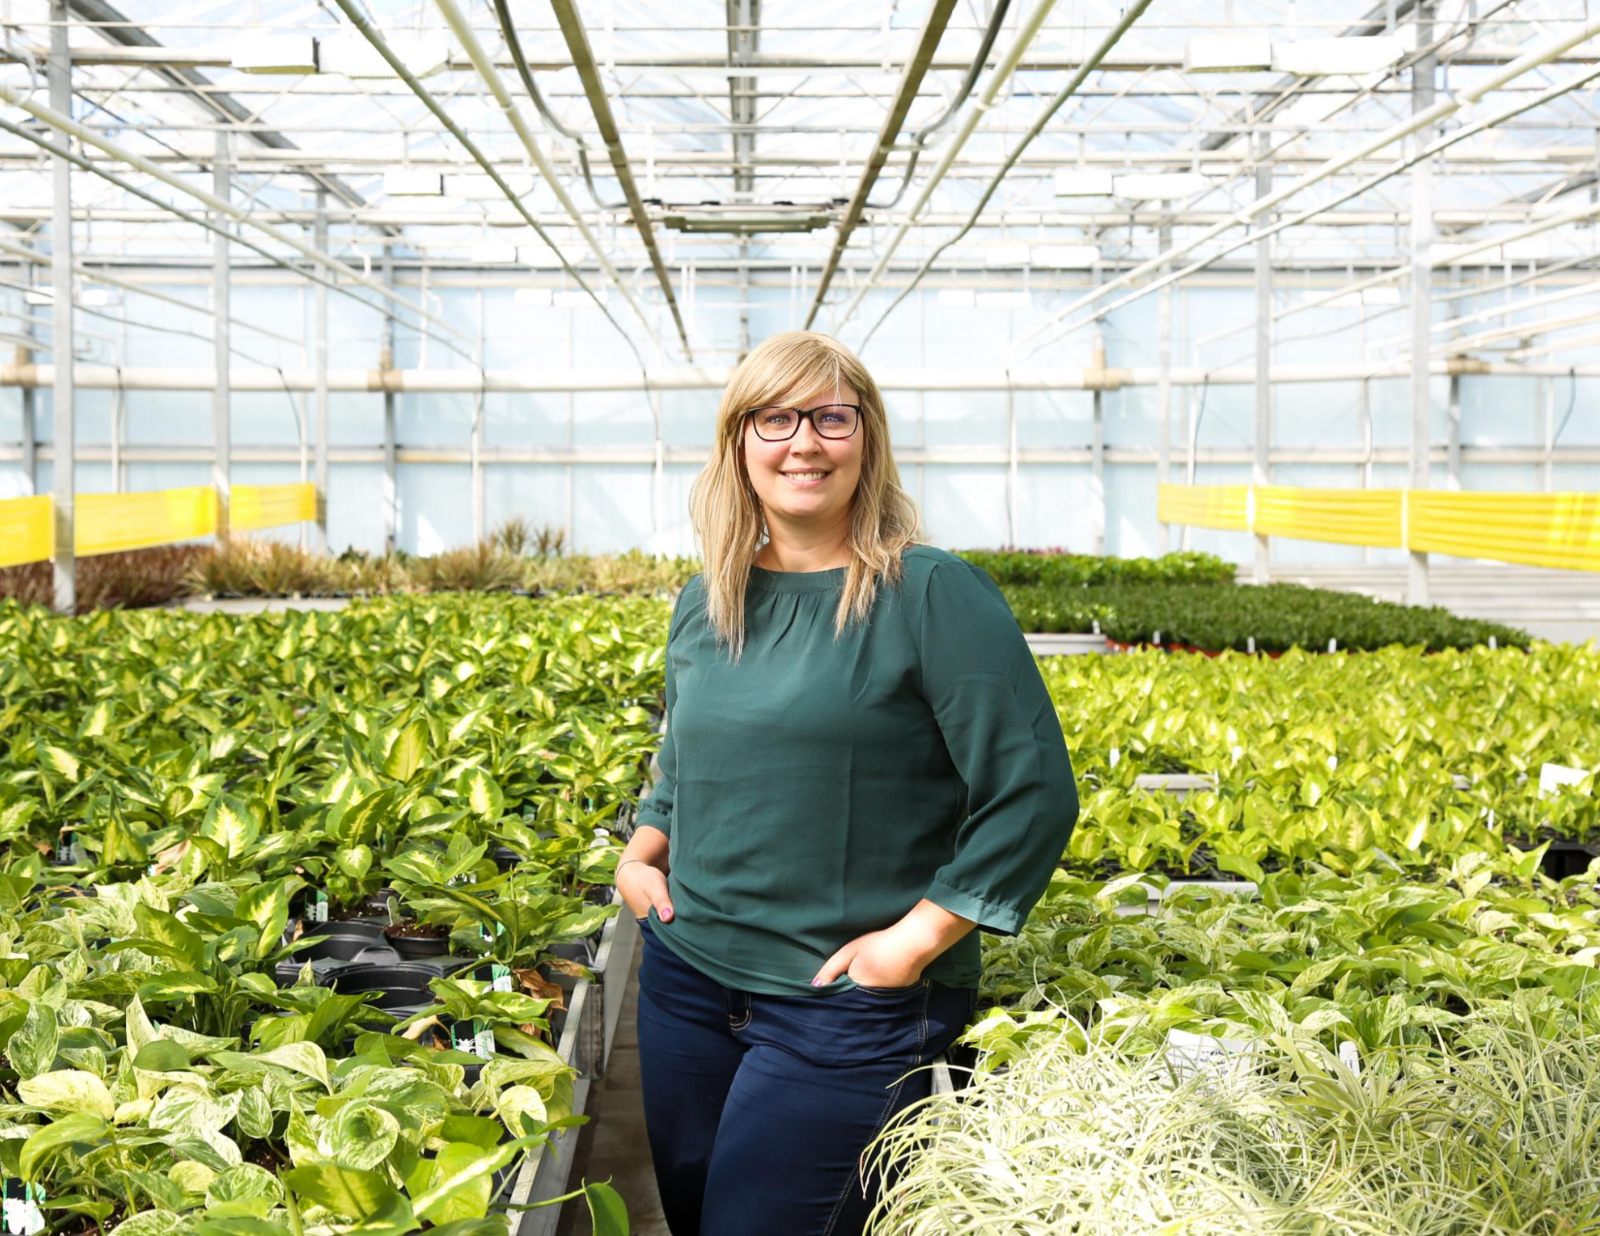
[812,978,822,986]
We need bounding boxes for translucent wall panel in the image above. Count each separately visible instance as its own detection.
[1016,464,1097,552]
[573,466,657,553]
[397,463,470,554]
[921,466,1008,548]
[1015,389,1093,447]
[484,464,567,537]
[484,392,567,447]
[329,464,387,556]
[1104,464,1157,557]
[1274,382,1365,448]
[1459,375,1535,446]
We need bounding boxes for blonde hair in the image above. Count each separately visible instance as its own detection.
[688,331,922,661]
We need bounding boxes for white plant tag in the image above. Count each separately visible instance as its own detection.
[3,1184,44,1236]
[1338,1040,1362,1075]
[1164,1028,1261,1085]
[490,965,514,994]
[310,891,329,924]
[472,1020,496,1059]
[1539,762,1590,798]
[1109,747,1120,769]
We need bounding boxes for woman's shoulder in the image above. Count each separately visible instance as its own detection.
[898,543,988,590]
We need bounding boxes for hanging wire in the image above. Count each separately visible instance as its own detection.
[491,0,628,209]
[867,0,1013,210]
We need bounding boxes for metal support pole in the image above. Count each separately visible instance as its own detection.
[472,283,484,544]
[49,0,74,614]
[1006,384,1018,548]
[1447,372,1462,489]
[1156,222,1172,553]
[1091,374,1105,555]
[381,246,397,554]
[212,129,231,541]
[1253,142,1271,584]
[1542,373,1555,491]
[1408,2,1435,606]
[313,189,329,553]
[19,263,35,495]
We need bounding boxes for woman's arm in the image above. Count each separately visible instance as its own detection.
[812,558,1078,986]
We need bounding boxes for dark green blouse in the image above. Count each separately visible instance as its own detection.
[634,544,1078,997]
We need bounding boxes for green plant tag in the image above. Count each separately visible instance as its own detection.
[490,964,513,994]
[310,890,329,924]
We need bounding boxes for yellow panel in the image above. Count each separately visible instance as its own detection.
[1409,491,1600,571]
[0,494,53,568]
[75,486,217,557]
[231,483,317,532]
[1156,483,1251,531]
[1254,485,1403,548]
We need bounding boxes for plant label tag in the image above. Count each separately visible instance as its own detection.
[310,891,329,924]
[472,1018,495,1060]
[2,1182,44,1236]
[1338,1040,1362,1075]
[1164,1028,1260,1086]
[55,834,85,865]
[1539,762,1590,798]
[490,964,513,994]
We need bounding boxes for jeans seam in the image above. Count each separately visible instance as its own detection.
[819,978,932,1236]
[728,991,752,1032]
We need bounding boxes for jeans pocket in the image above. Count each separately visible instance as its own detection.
[852,977,925,997]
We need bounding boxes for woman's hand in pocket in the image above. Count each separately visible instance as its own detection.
[619,857,674,922]
[812,926,924,988]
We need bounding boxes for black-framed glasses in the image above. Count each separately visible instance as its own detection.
[746,403,862,441]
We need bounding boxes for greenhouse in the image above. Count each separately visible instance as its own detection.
[1,0,1600,1233]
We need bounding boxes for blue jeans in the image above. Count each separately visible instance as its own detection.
[633,914,978,1236]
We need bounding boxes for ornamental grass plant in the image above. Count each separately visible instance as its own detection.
[864,999,1600,1236]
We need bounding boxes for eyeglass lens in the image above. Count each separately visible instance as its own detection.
[750,404,859,440]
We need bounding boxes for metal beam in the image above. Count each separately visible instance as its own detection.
[314,190,329,555]
[547,0,693,359]
[1409,2,1436,607]
[50,0,74,615]
[1253,137,1272,585]
[66,0,379,219]
[212,129,230,541]
[804,0,956,330]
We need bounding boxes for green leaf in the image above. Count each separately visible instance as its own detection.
[132,902,206,970]
[384,718,430,782]
[17,1069,115,1120]
[149,1085,242,1138]
[133,1039,192,1073]
[235,881,293,960]
[206,1162,284,1210]
[235,1086,274,1141]
[19,1112,106,1180]
[138,972,219,1002]
[200,794,262,859]
[211,1041,331,1091]
[285,1163,413,1225]
[329,1102,400,1171]
[10,1000,58,1080]
[407,1142,504,1225]
[586,1181,630,1236]
[458,768,505,821]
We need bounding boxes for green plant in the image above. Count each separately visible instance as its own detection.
[958,547,1237,588]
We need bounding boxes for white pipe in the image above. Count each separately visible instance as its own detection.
[6,360,1598,392]
[0,81,472,347]
[1019,62,1600,362]
[427,0,663,353]
[831,0,1062,330]
[1010,16,1600,359]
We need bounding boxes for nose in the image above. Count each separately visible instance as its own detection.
[789,416,824,451]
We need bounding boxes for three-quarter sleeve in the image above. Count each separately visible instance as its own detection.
[915,560,1078,936]
[633,583,690,839]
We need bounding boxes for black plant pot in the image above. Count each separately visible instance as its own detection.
[326,962,440,1011]
[491,846,525,872]
[1540,840,1600,881]
[546,939,593,966]
[384,925,453,959]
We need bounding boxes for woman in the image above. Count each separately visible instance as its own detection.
[616,330,1078,1236]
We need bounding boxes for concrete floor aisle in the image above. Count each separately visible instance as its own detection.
[553,925,671,1236]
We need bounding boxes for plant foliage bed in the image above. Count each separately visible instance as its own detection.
[1003,580,1530,652]
[1045,643,1600,873]
[0,594,673,1234]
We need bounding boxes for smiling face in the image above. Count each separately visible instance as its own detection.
[740,381,865,534]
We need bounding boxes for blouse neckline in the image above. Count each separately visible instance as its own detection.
[748,563,848,593]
